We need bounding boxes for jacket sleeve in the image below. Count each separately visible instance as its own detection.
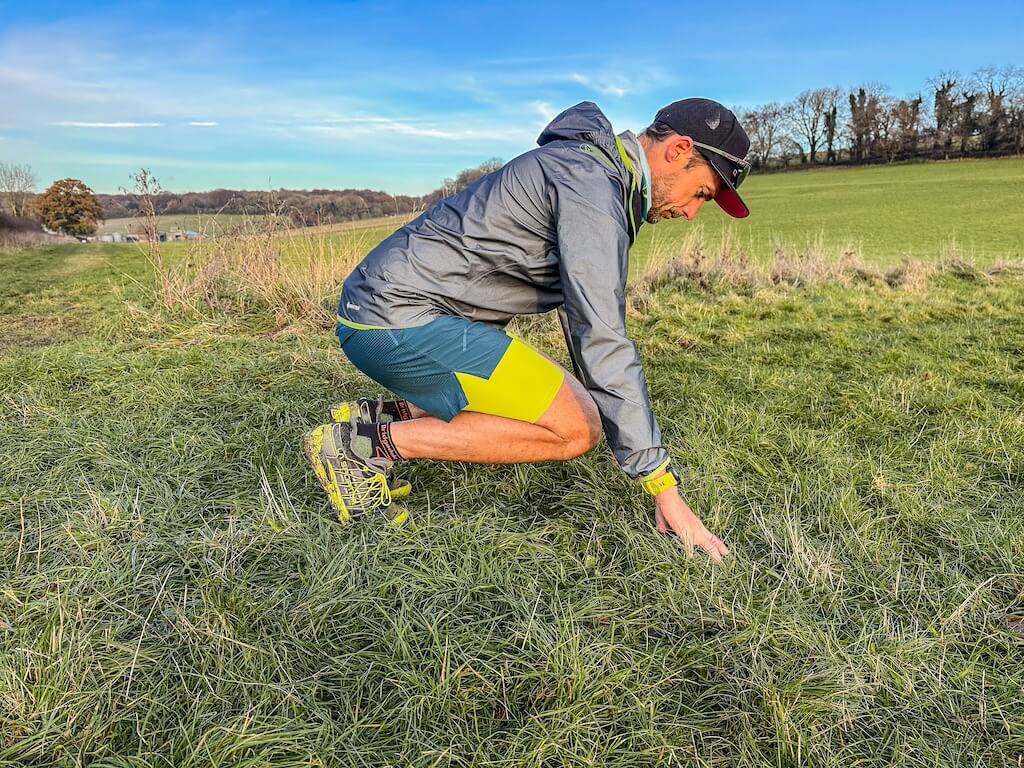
[552,177,670,481]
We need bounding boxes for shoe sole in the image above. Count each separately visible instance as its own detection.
[302,425,355,523]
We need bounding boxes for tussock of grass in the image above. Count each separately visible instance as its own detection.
[2,241,1024,765]
[143,213,369,331]
[629,230,1024,314]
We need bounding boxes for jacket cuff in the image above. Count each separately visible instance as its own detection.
[635,458,671,484]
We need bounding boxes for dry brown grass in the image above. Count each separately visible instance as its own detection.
[884,260,936,291]
[628,232,1023,314]
[143,213,1024,334]
[145,212,366,331]
[0,229,75,251]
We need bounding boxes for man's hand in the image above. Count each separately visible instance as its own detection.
[653,486,731,562]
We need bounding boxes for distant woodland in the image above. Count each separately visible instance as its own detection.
[94,159,503,225]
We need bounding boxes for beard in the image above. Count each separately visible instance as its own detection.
[645,172,673,224]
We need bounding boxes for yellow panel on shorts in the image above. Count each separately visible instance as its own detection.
[454,337,565,424]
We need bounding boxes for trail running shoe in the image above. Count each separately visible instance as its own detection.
[329,397,412,500]
[329,396,393,425]
[303,419,407,524]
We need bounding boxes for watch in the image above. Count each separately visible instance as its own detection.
[641,465,680,496]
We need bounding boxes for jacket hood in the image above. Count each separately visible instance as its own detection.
[537,100,644,245]
[537,101,617,150]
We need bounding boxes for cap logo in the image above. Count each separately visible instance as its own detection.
[706,112,721,131]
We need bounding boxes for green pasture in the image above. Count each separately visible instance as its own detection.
[1,218,1022,764]
[634,157,1024,266]
[232,157,1023,268]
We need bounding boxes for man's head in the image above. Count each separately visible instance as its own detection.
[638,98,751,224]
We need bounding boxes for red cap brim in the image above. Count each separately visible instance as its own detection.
[714,184,749,219]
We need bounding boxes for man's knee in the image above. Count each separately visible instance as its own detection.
[538,374,602,460]
[563,390,602,459]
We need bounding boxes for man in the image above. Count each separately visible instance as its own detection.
[304,98,751,561]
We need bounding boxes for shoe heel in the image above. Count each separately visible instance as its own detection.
[330,403,353,422]
[390,478,412,499]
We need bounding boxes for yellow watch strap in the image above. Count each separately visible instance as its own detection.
[641,471,678,496]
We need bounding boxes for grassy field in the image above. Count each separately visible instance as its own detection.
[632,157,1024,266]
[1,161,1023,765]
[246,157,1023,269]
[94,158,1024,269]
[96,213,412,239]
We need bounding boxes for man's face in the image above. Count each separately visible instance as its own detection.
[643,135,722,224]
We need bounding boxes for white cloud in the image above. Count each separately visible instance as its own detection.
[568,72,630,98]
[187,121,218,127]
[52,121,163,128]
[296,116,524,143]
[319,116,425,125]
[530,101,558,122]
[44,150,323,171]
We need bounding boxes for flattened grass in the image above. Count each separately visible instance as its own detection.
[1,239,1023,766]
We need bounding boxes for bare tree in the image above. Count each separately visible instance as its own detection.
[776,136,807,167]
[1002,67,1024,154]
[971,65,1024,152]
[846,84,888,162]
[453,157,504,193]
[743,103,788,167]
[928,72,980,157]
[0,162,37,217]
[888,96,925,160]
[789,87,839,164]
[873,96,902,163]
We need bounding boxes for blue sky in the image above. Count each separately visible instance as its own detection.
[1,0,1021,194]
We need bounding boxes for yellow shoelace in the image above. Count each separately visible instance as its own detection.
[328,455,393,511]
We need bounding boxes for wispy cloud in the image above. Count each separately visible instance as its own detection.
[0,8,681,191]
[52,121,163,128]
[530,101,558,122]
[298,119,515,142]
[567,72,631,98]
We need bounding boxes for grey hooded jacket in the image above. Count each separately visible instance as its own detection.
[340,101,669,480]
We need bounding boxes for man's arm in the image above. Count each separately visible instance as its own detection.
[553,182,666,478]
[553,178,731,560]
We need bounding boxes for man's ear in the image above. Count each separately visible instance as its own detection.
[666,135,695,164]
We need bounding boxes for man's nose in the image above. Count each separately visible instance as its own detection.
[680,198,706,220]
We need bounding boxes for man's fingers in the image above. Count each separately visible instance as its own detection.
[702,537,725,562]
[714,538,731,558]
[662,525,732,562]
[664,524,695,555]
[699,535,731,562]
[654,503,732,561]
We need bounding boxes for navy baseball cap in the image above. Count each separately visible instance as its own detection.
[653,98,752,218]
